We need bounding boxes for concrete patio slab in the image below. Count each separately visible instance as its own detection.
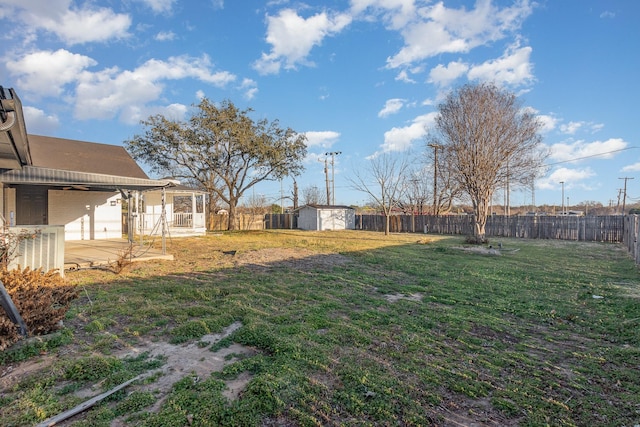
[64,239,173,271]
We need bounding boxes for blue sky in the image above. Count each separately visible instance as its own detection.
[1,0,638,210]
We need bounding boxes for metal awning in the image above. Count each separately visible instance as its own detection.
[0,165,175,191]
[0,86,31,169]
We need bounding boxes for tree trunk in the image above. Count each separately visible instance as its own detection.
[227,201,238,231]
[385,214,390,236]
[472,194,490,243]
[474,219,486,243]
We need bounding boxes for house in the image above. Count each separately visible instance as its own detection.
[0,85,183,243]
[297,204,356,231]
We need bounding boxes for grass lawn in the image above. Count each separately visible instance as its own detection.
[1,230,640,426]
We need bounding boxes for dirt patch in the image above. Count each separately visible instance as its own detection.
[384,293,424,303]
[454,246,503,256]
[112,322,254,411]
[0,352,58,391]
[231,247,353,271]
[3,322,257,424]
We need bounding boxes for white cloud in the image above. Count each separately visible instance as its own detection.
[378,98,405,117]
[381,112,436,152]
[350,0,416,28]
[6,49,97,97]
[395,70,415,83]
[22,106,60,134]
[136,55,236,85]
[536,114,559,133]
[537,167,596,191]
[467,45,534,86]
[138,0,176,14]
[123,103,188,125]
[239,78,258,100]
[155,31,176,41]
[304,131,341,148]
[253,8,352,74]
[428,60,469,87]
[3,1,131,45]
[385,0,534,68]
[622,162,640,173]
[195,90,206,99]
[549,138,628,163]
[74,55,236,120]
[559,120,604,135]
[559,121,584,135]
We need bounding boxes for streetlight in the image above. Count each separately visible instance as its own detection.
[559,181,565,215]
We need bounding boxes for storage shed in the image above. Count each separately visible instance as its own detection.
[297,204,355,231]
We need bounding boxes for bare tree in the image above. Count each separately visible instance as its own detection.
[302,184,325,205]
[399,169,430,215]
[349,153,411,236]
[432,83,547,242]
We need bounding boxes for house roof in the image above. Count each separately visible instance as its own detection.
[0,132,174,191]
[28,134,149,179]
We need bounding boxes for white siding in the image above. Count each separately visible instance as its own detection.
[49,190,122,240]
[298,206,319,230]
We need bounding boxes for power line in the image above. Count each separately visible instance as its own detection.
[545,147,637,167]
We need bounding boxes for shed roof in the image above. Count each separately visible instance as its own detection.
[297,204,355,211]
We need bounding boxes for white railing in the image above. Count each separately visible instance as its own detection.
[139,212,206,235]
[7,225,65,275]
[173,212,193,227]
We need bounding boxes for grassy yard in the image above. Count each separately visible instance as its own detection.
[1,230,640,426]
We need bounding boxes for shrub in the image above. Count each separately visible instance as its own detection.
[0,267,78,351]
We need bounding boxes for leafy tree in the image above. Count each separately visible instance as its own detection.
[125,98,307,230]
[349,153,411,236]
[431,83,546,242]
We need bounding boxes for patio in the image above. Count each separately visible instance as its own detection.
[64,239,173,271]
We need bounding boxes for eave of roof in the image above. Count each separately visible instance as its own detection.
[0,165,174,191]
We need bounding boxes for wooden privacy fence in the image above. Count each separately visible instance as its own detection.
[207,214,297,231]
[355,214,625,243]
[623,215,640,265]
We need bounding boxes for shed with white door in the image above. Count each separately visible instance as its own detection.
[297,204,355,231]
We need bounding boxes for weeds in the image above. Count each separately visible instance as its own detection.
[2,231,640,425]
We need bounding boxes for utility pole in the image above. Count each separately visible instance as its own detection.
[322,156,330,205]
[280,179,284,214]
[617,189,623,213]
[325,151,341,205]
[619,177,634,215]
[559,181,565,215]
[292,179,298,210]
[428,143,441,216]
